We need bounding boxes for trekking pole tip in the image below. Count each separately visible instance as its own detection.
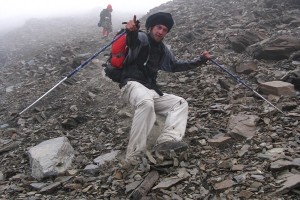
[9,113,20,121]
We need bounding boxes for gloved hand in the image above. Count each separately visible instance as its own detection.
[200,51,212,64]
[126,15,140,32]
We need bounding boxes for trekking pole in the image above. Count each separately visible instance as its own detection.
[210,59,285,115]
[19,31,126,116]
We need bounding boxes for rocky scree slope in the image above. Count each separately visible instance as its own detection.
[0,0,300,199]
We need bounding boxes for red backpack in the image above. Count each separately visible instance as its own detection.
[104,29,142,83]
[110,31,128,69]
[103,30,128,82]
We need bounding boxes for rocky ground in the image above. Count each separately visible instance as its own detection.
[1,0,300,199]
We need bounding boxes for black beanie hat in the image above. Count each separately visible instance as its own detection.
[145,12,174,32]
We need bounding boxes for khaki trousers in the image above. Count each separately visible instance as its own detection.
[121,81,188,159]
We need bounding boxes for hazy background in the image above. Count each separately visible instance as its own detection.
[0,0,171,33]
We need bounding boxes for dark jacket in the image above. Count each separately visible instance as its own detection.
[100,9,112,26]
[121,30,206,95]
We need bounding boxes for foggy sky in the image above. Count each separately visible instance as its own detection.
[0,0,171,33]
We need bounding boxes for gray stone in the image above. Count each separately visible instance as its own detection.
[207,136,233,147]
[236,61,257,74]
[28,137,75,180]
[153,177,186,190]
[93,150,120,166]
[259,81,296,96]
[272,174,300,195]
[270,158,300,171]
[228,114,259,140]
[214,180,235,190]
[247,35,300,60]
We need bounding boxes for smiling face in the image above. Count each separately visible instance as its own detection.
[149,24,169,42]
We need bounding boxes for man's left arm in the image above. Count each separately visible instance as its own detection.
[161,48,211,72]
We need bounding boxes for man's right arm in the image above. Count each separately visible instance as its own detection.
[125,16,142,49]
[126,29,139,49]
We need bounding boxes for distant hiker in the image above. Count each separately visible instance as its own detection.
[120,12,212,163]
[99,4,113,37]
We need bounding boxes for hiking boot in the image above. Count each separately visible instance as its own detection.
[123,153,145,167]
[153,141,188,154]
[127,156,142,166]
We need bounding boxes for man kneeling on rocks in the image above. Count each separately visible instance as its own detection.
[121,12,212,163]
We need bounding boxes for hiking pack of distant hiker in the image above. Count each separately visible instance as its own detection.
[18,12,285,166]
